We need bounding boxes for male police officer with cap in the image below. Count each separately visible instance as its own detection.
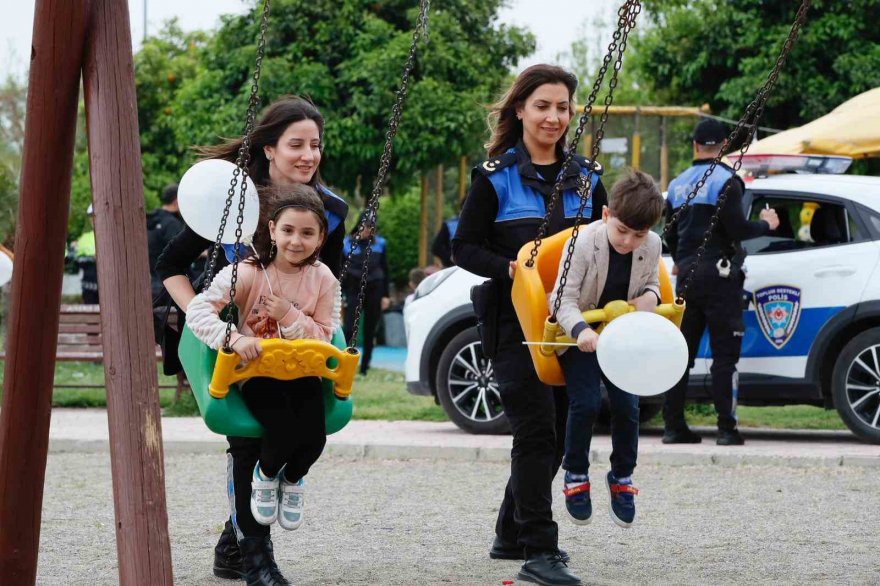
[663,118,780,446]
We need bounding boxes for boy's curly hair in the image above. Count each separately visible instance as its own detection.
[608,170,664,231]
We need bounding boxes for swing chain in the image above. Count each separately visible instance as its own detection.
[550,1,641,322]
[525,0,638,270]
[201,0,271,351]
[343,0,430,350]
[672,0,810,304]
[204,0,271,294]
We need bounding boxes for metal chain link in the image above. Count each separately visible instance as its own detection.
[550,0,641,321]
[673,0,810,303]
[201,0,271,351]
[343,0,430,350]
[525,0,637,272]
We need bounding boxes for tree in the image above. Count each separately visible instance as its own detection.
[134,20,210,207]
[160,0,533,196]
[633,0,880,132]
[0,76,26,248]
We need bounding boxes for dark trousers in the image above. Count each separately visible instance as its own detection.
[558,349,639,478]
[492,310,567,558]
[343,280,383,373]
[664,266,744,432]
[227,376,326,539]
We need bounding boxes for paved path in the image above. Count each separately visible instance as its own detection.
[49,409,879,467]
[36,452,880,585]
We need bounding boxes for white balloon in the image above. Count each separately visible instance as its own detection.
[0,251,11,287]
[596,311,689,397]
[177,159,259,243]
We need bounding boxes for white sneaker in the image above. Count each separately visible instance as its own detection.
[278,477,305,531]
[250,463,279,526]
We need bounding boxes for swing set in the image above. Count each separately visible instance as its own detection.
[0,0,811,583]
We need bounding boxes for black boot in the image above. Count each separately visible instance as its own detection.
[214,520,245,580]
[239,537,291,586]
[716,428,745,446]
[518,551,582,586]
[489,536,569,564]
[662,426,702,444]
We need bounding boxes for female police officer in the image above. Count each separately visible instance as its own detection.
[452,64,607,586]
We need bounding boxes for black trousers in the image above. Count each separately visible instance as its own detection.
[664,265,744,432]
[343,280,383,373]
[227,376,326,539]
[492,309,568,558]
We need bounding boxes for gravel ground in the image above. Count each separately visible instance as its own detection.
[36,452,879,586]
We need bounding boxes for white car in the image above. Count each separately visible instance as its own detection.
[404,156,880,443]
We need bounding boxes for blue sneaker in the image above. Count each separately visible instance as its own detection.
[606,471,638,528]
[562,471,592,525]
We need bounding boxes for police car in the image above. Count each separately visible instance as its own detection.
[404,155,880,443]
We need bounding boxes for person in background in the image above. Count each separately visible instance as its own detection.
[147,184,184,300]
[342,213,390,375]
[74,204,99,304]
[662,118,780,446]
[431,213,460,268]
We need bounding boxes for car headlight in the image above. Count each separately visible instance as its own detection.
[412,267,458,301]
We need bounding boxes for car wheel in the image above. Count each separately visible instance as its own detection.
[831,328,880,444]
[435,327,509,435]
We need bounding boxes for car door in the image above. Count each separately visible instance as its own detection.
[734,191,879,386]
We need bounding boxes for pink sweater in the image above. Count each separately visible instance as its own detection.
[187,260,342,350]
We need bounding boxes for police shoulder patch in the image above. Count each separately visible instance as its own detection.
[475,151,517,176]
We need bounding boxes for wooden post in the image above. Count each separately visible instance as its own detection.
[419,175,428,266]
[660,116,669,191]
[0,2,89,583]
[82,0,173,583]
[458,155,467,203]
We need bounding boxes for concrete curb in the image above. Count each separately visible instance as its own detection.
[48,438,880,468]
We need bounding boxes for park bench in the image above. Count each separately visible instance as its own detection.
[0,304,187,397]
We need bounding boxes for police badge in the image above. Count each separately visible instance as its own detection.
[754,285,802,350]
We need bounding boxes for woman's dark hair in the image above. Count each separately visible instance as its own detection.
[196,95,325,188]
[485,64,578,157]
[249,183,328,269]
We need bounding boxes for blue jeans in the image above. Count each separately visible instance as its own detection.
[559,349,639,478]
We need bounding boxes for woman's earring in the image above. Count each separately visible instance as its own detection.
[270,239,277,257]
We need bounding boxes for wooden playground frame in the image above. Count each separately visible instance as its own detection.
[0,1,173,584]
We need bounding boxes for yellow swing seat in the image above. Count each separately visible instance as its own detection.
[209,337,360,400]
[511,226,680,386]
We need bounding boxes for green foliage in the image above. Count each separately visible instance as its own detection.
[147,0,533,195]
[0,167,16,248]
[134,20,211,206]
[634,0,880,131]
[374,189,421,286]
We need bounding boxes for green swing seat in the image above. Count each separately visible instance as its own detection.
[178,324,354,438]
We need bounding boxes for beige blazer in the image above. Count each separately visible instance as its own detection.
[550,220,662,338]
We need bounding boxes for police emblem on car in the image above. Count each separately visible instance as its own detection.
[754,285,802,350]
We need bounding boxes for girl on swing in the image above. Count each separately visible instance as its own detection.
[187,183,339,583]
[155,96,348,585]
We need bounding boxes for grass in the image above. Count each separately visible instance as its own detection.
[646,402,847,431]
[0,360,445,421]
[0,360,847,430]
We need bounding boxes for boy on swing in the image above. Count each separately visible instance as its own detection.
[550,169,665,528]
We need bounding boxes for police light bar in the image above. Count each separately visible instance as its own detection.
[728,154,853,178]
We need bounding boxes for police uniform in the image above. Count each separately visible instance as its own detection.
[431,217,459,267]
[452,141,606,558]
[663,153,771,440]
[342,232,390,375]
